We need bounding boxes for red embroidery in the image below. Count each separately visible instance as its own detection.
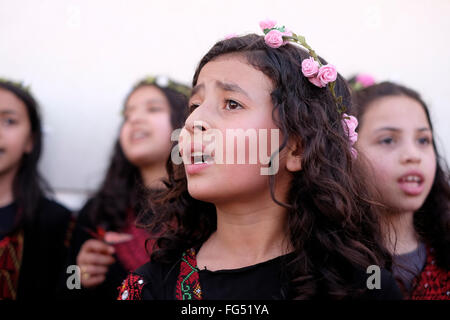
[117,273,146,300]
[410,246,450,300]
[0,230,24,300]
[175,248,202,300]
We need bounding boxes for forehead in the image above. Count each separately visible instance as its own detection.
[0,88,28,115]
[362,95,430,130]
[196,55,273,97]
[126,85,169,107]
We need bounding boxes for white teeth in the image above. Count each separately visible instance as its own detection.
[132,132,147,139]
[191,151,214,164]
[192,152,203,157]
[403,175,421,183]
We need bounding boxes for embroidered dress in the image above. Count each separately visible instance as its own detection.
[0,230,24,299]
[410,246,450,300]
[117,247,403,300]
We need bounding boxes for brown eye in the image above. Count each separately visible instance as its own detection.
[225,99,243,110]
[189,103,199,113]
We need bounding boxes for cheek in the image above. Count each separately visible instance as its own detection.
[152,114,173,140]
[4,126,32,151]
[119,124,129,148]
[361,147,397,186]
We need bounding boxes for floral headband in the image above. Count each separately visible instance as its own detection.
[138,75,191,98]
[258,20,358,158]
[0,77,31,93]
[349,73,376,92]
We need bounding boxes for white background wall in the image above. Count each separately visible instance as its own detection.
[1,0,449,210]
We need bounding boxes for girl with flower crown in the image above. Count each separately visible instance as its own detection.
[0,79,73,300]
[118,21,402,300]
[352,81,450,300]
[62,76,189,300]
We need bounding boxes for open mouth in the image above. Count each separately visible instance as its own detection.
[398,174,423,185]
[131,131,150,141]
[397,173,425,195]
[191,151,214,165]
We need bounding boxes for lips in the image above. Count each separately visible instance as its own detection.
[397,171,425,196]
[180,142,215,175]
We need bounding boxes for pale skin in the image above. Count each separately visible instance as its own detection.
[78,85,173,288]
[0,88,33,207]
[180,55,302,270]
[356,95,436,255]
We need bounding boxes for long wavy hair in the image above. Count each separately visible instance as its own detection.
[0,80,51,227]
[145,34,393,299]
[88,78,189,230]
[352,81,450,270]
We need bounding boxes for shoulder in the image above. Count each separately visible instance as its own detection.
[118,260,180,300]
[36,197,72,225]
[74,198,96,227]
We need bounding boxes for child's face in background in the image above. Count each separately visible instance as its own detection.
[180,55,292,206]
[120,85,173,168]
[356,95,437,214]
[0,89,33,176]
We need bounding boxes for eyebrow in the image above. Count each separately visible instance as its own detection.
[125,99,165,110]
[0,110,17,115]
[216,81,250,98]
[375,127,431,132]
[190,81,250,98]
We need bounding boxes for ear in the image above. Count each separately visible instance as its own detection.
[285,138,302,172]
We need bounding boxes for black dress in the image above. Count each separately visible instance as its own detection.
[118,247,403,300]
[0,197,73,300]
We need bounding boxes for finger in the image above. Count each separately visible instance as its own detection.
[83,239,115,255]
[81,274,106,289]
[78,252,115,266]
[80,264,109,277]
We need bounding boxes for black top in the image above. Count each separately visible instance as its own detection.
[0,202,17,241]
[0,198,73,300]
[132,252,403,300]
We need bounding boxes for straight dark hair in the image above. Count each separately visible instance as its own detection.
[88,79,189,230]
[0,81,51,226]
[352,81,450,270]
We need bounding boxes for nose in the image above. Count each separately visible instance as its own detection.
[184,108,211,134]
[400,141,421,165]
[127,109,146,125]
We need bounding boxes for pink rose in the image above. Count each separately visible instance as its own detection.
[301,57,319,77]
[342,114,359,145]
[308,76,325,88]
[224,33,238,40]
[356,74,375,87]
[264,29,284,48]
[317,64,337,86]
[259,19,277,31]
[282,29,293,45]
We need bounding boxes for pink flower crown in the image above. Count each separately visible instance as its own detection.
[259,20,358,158]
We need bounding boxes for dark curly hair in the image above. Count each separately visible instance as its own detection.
[352,81,450,270]
[145,34,392,299]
